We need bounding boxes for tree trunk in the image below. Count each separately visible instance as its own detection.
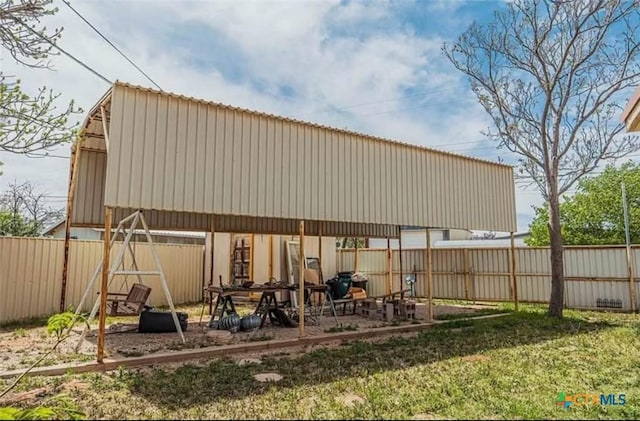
[548,192,564,318]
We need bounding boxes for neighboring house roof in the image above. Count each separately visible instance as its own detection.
[42,219,66,236]
[494,232,530,240]
[42,218,205,239]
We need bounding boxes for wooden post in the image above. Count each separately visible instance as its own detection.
[318,223,323,281]
[97,207,112,363]
[208,216,215,300]
[298,221,305,338]
[268,235,274,279]
[463,248,471,301]
[354,237,359,272]
[510,232,519,311]
[249,234,255,281]
[426,229,433,322]
[60,140,82,312]
[398,226,403,292]
[386,237,392,295]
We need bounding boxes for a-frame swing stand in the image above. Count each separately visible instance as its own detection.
[74,210,185,352]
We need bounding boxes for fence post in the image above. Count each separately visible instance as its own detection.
[463,248,471,301]
[510,232,519,311]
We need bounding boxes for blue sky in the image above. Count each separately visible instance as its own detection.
[1,0,556,233]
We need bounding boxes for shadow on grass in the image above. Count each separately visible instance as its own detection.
[122,310,616,409]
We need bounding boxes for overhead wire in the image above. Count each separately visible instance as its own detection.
[60,0,163,91]
[10,15,112,85]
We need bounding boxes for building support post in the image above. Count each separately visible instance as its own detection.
[96,207,112,363]
[426,228,433,322]
[298,221,305,338]
[386,237,392,295]
[60,140,82,312]
[398,226,403,293]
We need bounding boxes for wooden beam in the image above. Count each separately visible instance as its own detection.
[249,234,255,281]
[386,237,392,295]
[209,216,215,288]
[268,235,274,279]
[426,229,433,322]
[97,207,112,363]
[60,139,82,312]
[298,221,305,338]
[354,238,359,272]
[398,226,403,292]
[510,232,519,312]
[100,106,110,153]
[318,223,323,281]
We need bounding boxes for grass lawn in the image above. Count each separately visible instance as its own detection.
[2,304,639,419]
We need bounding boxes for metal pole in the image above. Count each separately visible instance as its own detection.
[510,232,519,312]
[298,221,305,338]
[97,207,112,363]
[622,182,637,312]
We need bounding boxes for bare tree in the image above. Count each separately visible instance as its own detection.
[0,0,82,171]
[443,0,640,317]
[0,180,63,235]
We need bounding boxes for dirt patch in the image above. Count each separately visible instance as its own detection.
[1,387,51,405]
[0,302,496,373]
[339,393,366,407]
[254,372,282,382]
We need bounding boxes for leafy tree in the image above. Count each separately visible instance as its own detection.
[0,0,82,173]
[443,0,640,317]
[527,162,640,246]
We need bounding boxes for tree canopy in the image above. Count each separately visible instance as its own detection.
[443,0,640,317]
[0,0,82,172]
[527,162,640,246]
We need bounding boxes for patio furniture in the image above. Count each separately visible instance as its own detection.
[104,283,152,316]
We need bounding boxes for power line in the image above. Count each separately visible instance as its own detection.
[10,15,111,85]
[60,0,163,91]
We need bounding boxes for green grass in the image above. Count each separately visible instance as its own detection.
[5,307,640,420]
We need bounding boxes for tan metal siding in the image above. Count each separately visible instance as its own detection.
[99,83,516,232]
[336,246,640,310]
[0,237,203,324]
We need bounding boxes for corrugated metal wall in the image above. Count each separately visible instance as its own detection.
[74,82,516,233]
[337,246,640,310]
[0,237,204,324]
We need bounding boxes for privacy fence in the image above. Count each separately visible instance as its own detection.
[0,237,204,324]
[2,238,639,324]
[337,246,640,311]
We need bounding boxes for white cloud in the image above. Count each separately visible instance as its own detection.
[0,0,539,231]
